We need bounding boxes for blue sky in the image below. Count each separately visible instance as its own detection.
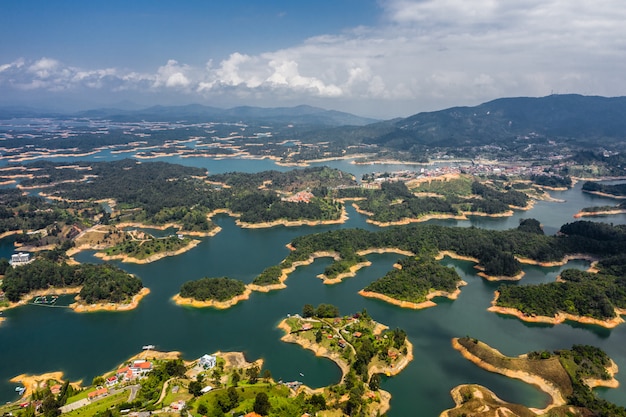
[2,0,626,118]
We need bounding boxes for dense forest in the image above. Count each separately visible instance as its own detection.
[253,219,626,293]
[363,256,461,303]
[496,254,626,320]
[1,259,143,304]
[178,277,246,302]
[0,188,88,235]
[7,161,355,228]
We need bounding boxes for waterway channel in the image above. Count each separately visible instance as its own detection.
[2,156,626,416]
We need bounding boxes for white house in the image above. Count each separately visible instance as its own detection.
[10,252,30,265]
[198,354,217,369]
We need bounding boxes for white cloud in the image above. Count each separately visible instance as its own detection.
[2,0,626,117]
[153,60,191,89]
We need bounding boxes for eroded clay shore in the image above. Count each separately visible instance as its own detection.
[451,337,566,412]
[358,280,467,310]
[488,291,625,328]
[0,287,151,314]
[172,287,253,310]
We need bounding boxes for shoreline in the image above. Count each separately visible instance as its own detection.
[436,250,525,281]
[10,372,69,399]
[488,291,625,328]
[70,287,151,313]
[277,318,414,380]
[582,190,626,200]
[516,254,598,267]
[574,209,626,218]
[172,287,252,309]
[114,221,221,237]
[451,338,566,413]
[357,280,467,310]
[94,239,201,264]
[0,287,83,312]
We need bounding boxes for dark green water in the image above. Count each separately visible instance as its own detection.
[2,158,626,416]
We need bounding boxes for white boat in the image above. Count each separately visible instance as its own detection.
[142,345,155,350]
[299,372,304,377]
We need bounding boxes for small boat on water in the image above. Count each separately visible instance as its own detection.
[15,386,25,395]
[299,372,304,377]
[142,344,155,350]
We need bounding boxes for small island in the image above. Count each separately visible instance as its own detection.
[278,305,413,416]
[442,337,624,417]
[173,277,252,309]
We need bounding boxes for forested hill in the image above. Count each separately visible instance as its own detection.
[293,94,626,150]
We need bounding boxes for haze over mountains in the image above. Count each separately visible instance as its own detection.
[3,94,626,151]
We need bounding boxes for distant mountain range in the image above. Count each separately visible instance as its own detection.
[77,104,379,127]
[3,94,626,150]
[291,94,626,150]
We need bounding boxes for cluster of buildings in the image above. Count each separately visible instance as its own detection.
[106,360,153,387]
[282,191,315,203]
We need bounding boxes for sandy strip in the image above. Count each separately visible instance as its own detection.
[488,291,625,328]
[583,190,626,200]
[319,261,372,284]
[516,254,598,267]
[172,287,252,310]
[114,221,221,237]
[10,372,67,399]
[574,209,626,218]
[237,207,349,229]
[451,338,566,413]
[70,287,150,313]
[0,230,22,239]
[477,270,525,282]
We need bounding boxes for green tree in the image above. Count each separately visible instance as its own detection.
[302,303,315,318]
[246,365,260,384]
[253,392,271,415]
[188,380,202,397]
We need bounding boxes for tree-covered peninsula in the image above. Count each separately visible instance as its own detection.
[445,337,625,417]
[493,253,626,325]
[1,258,143,305]
[279,308,412,416]
[582,180,626,198]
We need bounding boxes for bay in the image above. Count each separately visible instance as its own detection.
[1,156,626,416]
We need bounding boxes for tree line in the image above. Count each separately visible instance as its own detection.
[1,258,143,304]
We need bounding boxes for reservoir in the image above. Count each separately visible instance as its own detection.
[1,157,626,416]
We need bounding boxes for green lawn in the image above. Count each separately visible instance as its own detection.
[63,391,128,417]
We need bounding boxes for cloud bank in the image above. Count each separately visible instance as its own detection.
[1,0,625,117]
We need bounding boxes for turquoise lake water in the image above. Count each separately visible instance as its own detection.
[2,156,626,416]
